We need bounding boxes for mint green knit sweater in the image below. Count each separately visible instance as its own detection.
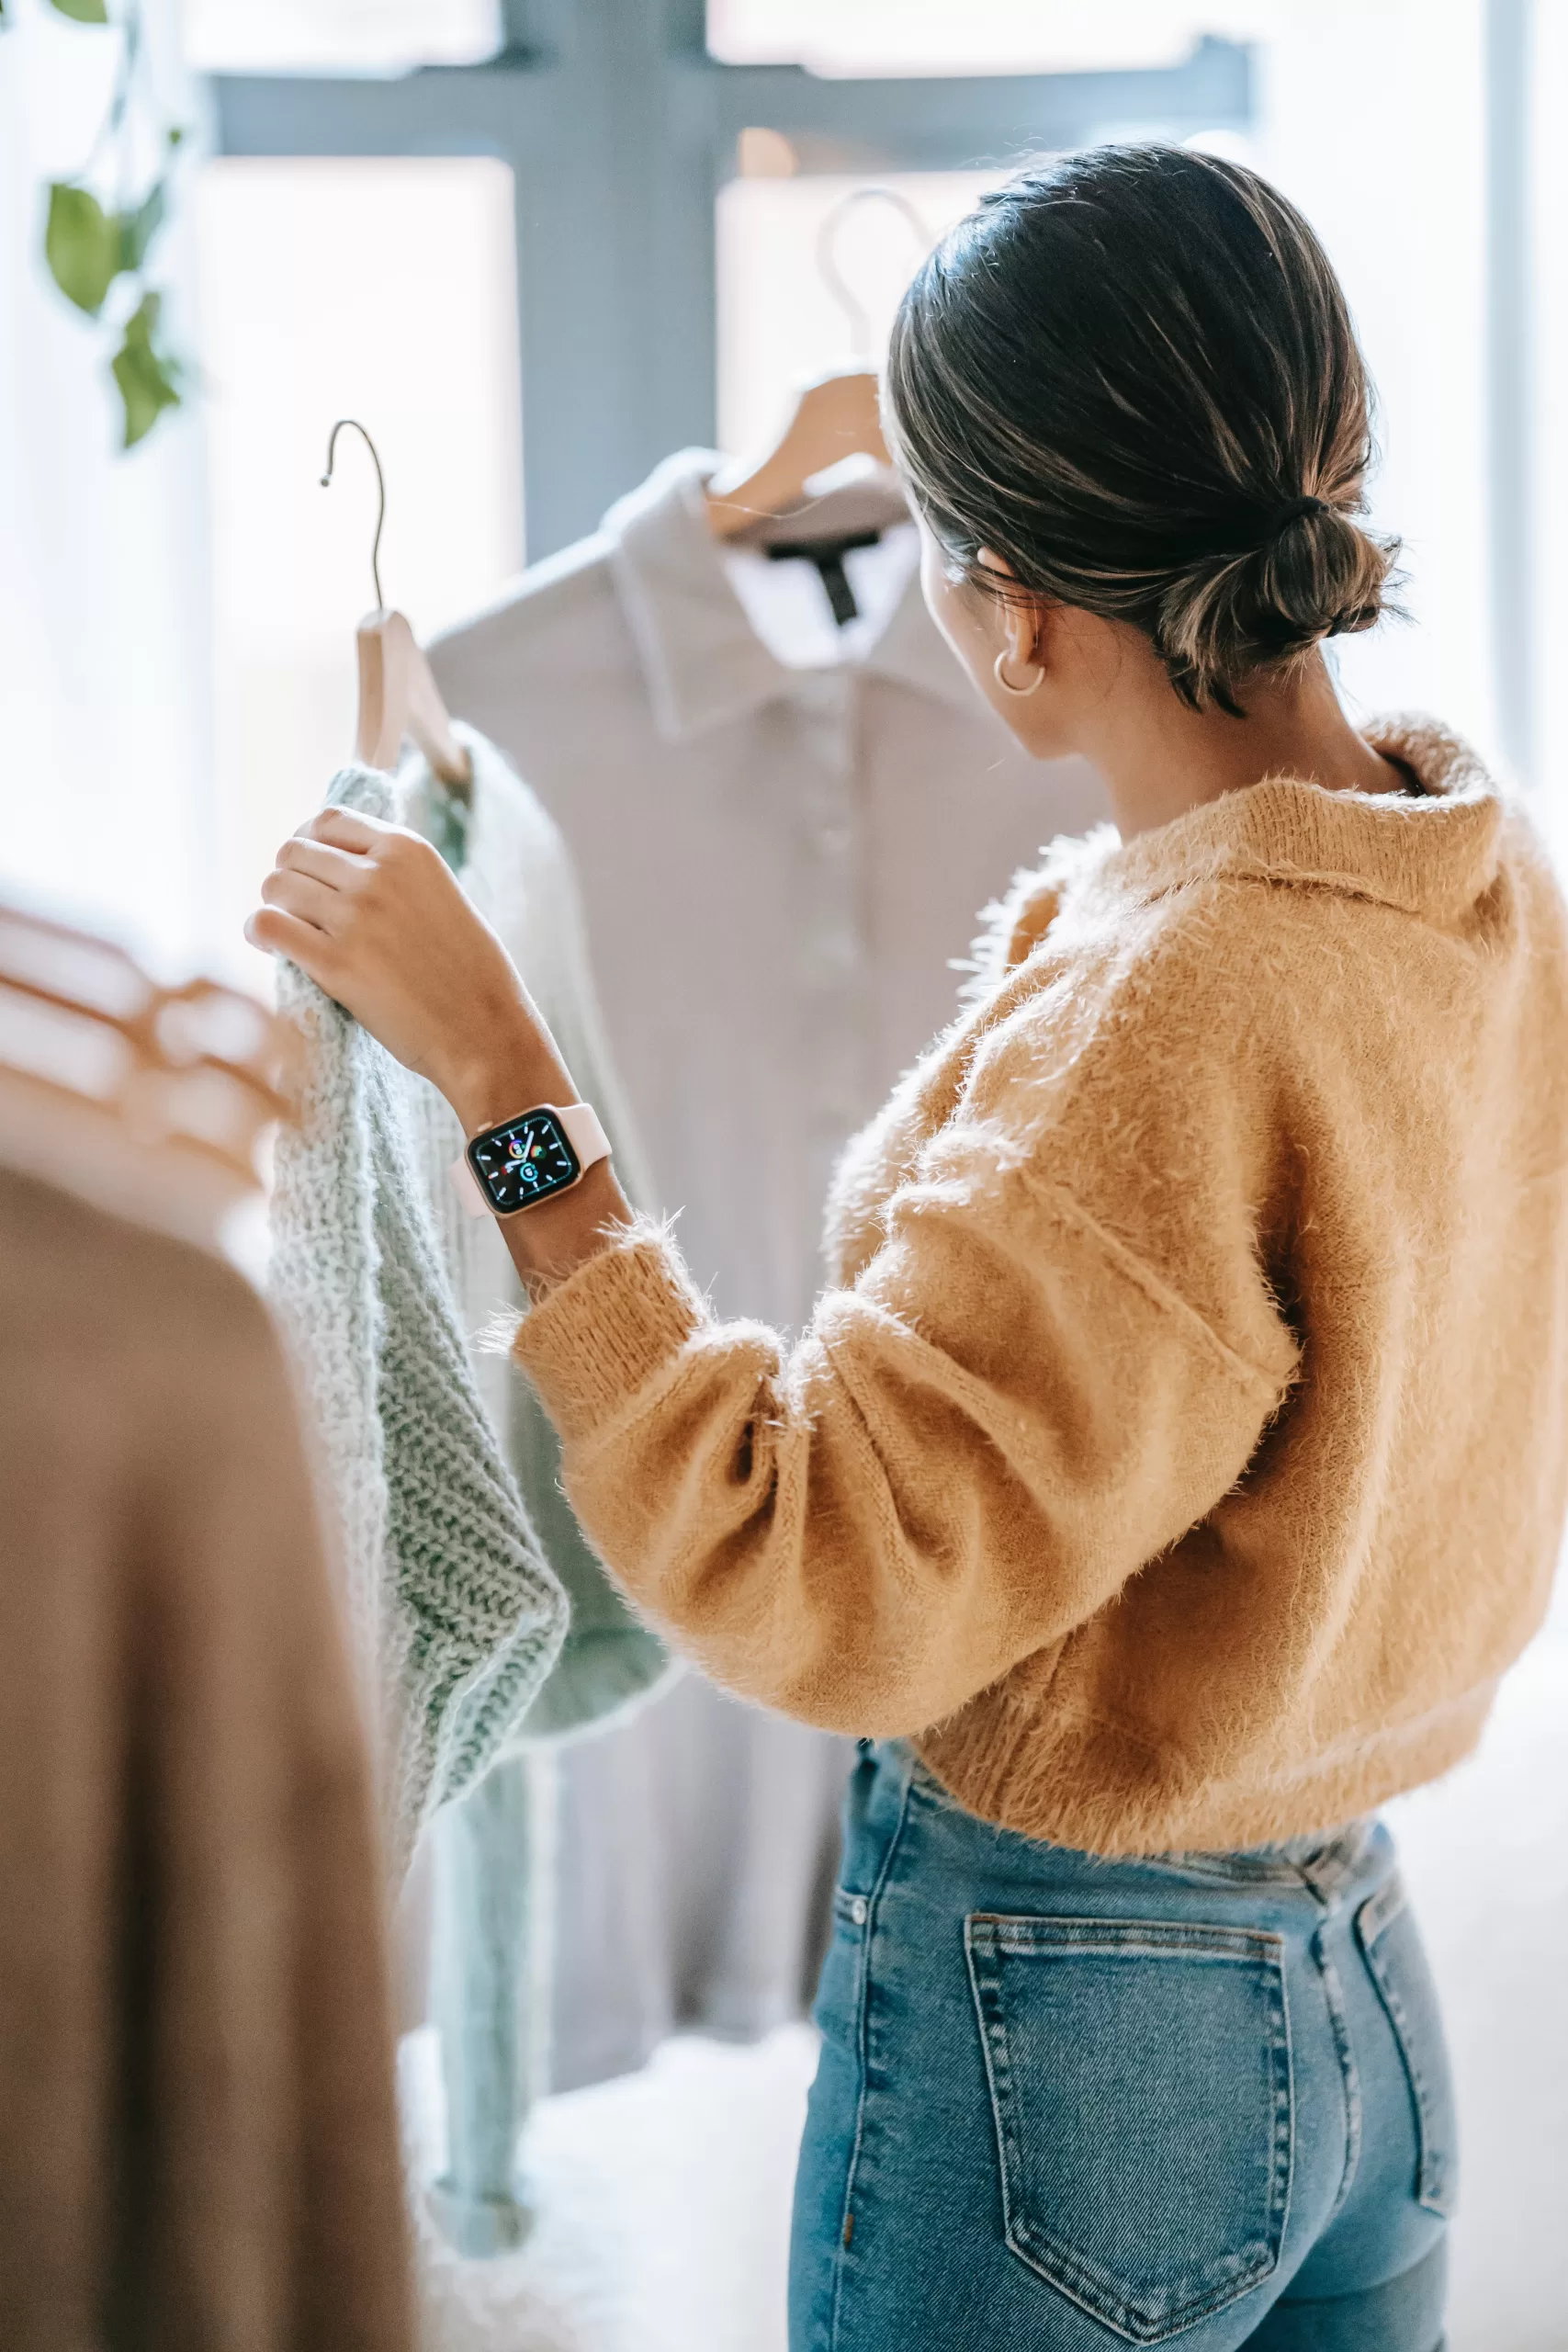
[268,764,569,1883]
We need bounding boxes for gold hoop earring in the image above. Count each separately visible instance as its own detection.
[993,649,1044,698]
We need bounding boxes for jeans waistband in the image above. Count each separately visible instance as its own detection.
[889,1742,1378,1901]
[1156,1817,1379,1900]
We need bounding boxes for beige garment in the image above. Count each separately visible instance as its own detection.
[0,1166,412,2352]
[433,446,1108,1332]
[514,718,1568,1856]
[432,447,1105,2086]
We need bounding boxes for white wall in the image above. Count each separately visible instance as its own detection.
[0,0,215,976]
[1253,0,1500,767]
[193,155,522,989]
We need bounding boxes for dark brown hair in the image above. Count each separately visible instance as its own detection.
[886,143,1398,714]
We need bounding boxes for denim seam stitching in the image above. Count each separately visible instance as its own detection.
[971,1917,1284,1961]
[964,1918,1293,2342]
[1274,1940,1297,2272]
[1373,1962,1446,2212]
[1136,1854,1310,1889]
[1312,1926,1363,2228]
[1355,1883,1453,2219]
[1296,1820,1378,1904]
[827,1761,916,2352]
[903,1755,966,1815]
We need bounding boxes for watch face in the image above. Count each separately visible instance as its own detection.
[468,1110,581,1213]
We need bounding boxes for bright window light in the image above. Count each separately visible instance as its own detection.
[193,157,522,980]
[182,0,502,75]
[707,0,1284,79]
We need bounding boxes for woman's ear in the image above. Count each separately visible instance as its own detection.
[977,547,1048,673]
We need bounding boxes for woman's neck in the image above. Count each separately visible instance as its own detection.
[1076,647,1402,843]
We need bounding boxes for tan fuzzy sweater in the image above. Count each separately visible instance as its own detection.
[513,718,1568,1853]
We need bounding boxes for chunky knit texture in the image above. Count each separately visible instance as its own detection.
[514,717,1568,1855]
[402,725,671,1742]
[400,727,672,2260]
[269,764,567,1883]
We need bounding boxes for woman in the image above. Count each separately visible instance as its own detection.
[251,147,1568,2350]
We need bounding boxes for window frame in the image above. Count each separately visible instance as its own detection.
[209,0,1253,560]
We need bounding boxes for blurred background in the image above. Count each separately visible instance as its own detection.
[4,6,1565,2348]
[3,0,1563,980]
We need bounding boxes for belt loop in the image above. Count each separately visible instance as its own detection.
[882,1736,919,1798]
[1297,1818,1377,1905]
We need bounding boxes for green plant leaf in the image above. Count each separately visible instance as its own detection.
[45,181,120,315]
[111,290,182,449]
[117,181,164,274]
[47,0,110,21]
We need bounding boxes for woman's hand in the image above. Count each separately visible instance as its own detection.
[249,805,637,1289]
[246,806,557,1127]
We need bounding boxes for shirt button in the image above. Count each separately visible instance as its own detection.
[850,1895,868,1926]
[814,932,859,977]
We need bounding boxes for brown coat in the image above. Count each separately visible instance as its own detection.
[514,718,1568,1853]
[0,1168,412,2351]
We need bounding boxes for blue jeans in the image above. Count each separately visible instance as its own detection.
[790,1742,1453,2350]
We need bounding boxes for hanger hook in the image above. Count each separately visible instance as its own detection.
[815,186,932,361]
[321,417,387,612]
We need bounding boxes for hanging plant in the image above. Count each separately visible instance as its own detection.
[15,0,188,448]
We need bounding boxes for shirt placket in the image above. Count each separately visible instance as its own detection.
[791,671,868,1280]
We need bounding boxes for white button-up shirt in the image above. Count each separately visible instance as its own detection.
[434,448,1107,1332]
[429,450,1106,2095]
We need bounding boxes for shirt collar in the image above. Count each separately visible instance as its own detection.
[603,447,983,741]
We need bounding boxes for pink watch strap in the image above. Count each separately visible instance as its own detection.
[449,1102,611,1218]
[555,1100,612,1172]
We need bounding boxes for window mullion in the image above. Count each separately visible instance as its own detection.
[209,10,1252,560]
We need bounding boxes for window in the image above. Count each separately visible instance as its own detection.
[717,170,996,457]
[184,0,502,76]
[208,2,1252,558]
[706,0,1283,78]
[1526,0,1562,844]
[194,158,521,963]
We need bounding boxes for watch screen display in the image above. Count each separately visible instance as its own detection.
[468,1110,581,1213]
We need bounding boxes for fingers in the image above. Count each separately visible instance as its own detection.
[244,904,340,981]
[259,865,345,932]
[292,808,442,897]
[276,834,367,892]
[301,805,380,852]
[301,805,411,854]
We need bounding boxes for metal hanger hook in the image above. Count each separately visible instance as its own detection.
[321,417,388,612]
[815,186,932,361]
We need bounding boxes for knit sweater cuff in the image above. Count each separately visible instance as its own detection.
[512,1221,707,1442]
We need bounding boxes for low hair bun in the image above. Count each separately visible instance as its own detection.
[886,143,1404,716]
[1156,495,1398,716]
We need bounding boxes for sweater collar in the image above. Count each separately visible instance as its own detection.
[603,447,982,741]
[986,718,1503,976]
[1100,717,1502,923]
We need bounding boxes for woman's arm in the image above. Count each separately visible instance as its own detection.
[502,1142,1291,1732]
[249,806,1295,1733]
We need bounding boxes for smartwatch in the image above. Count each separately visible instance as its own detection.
[451,1102,612,1218]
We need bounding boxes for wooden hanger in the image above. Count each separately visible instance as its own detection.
[321,420,474,798]
[706,368,891,542]
[705,186,932,544]
[0,900,297,1246]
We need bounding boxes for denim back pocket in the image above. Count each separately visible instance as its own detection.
[1355,1874,1457,2218]
[965,1915,1293,2345]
